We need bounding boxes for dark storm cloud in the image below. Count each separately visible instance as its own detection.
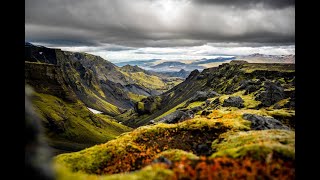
[25,0,295,48]
[194,0,295,9]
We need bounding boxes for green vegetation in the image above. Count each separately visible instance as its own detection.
[54,162,173,180]
[241,63,295,73]
[26,48,295,179]
[120,71,167,91]
[155,149,199,161]
[127,92,147,102]
[137,102,145,112]
[154,101,187,121]
[54,117,247,174]
[32,92,132,151]
[211,130,295,160]
[185,101,204,109]
[219,90,261,109]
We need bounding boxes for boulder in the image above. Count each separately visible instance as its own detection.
[191,91,208,102]
[195,144,212,156]
[256,81,285,107]
[242,113,290,130]
[222,96,244,108]
[189,91,220,103]
[152,156,172,167]
[201,110,212,116]
[158,110,193,124]
[238,79,262,94]
[189,106,202,113]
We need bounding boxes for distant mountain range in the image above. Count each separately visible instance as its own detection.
[115,54,294,74]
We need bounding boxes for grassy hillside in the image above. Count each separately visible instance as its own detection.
[32,92,132,153]
[123,61,295,127]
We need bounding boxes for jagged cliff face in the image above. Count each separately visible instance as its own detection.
[25,62,132,154]
[25,62,77,102]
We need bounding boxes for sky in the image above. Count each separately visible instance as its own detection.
[25,0,295,63]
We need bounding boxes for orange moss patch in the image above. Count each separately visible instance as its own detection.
[55,118,247,175]
[169,156,294,180]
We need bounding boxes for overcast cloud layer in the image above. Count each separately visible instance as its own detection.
[26,0,295,62]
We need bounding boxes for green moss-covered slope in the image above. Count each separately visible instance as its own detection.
[32,92,132,153]
[54,110,295,179]
[55,117,248,174]
[129,61,295,127]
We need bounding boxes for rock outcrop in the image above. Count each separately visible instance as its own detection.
[256,81,285,107]
[222,96,244,108]
[157,110,193,124]
[242,114,290,130]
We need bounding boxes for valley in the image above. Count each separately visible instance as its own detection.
[25,43,295,179]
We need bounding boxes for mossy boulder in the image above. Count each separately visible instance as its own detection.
[256,80,285,107]
[157,110,192,124]
[188,91,220,103]
[242,113,290,130]
[211,129,295,161]
[222,96,244,108]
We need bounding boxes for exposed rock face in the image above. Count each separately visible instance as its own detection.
[256,81,285,107]
[222,96,244,108]
[238,79,262,94]
[186,69,200,80]
[189,91,220,103]
[194,144,212,156]
[137,96,162,114]
[152,156,172,167]
[242,114,290,130]
[284,89,295,109]
[158,110,193,124]
[191,91,208,102]
[25,62,77,103]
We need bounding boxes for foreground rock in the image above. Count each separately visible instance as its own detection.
[222,96,244,108]
[157,110,193,124]
[242,113,290,130]
[256,81,285,107]
[188,91,220,103]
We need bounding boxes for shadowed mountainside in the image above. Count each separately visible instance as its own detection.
[25,43,183,116]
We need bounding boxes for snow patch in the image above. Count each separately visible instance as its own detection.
[87,107,103,114]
